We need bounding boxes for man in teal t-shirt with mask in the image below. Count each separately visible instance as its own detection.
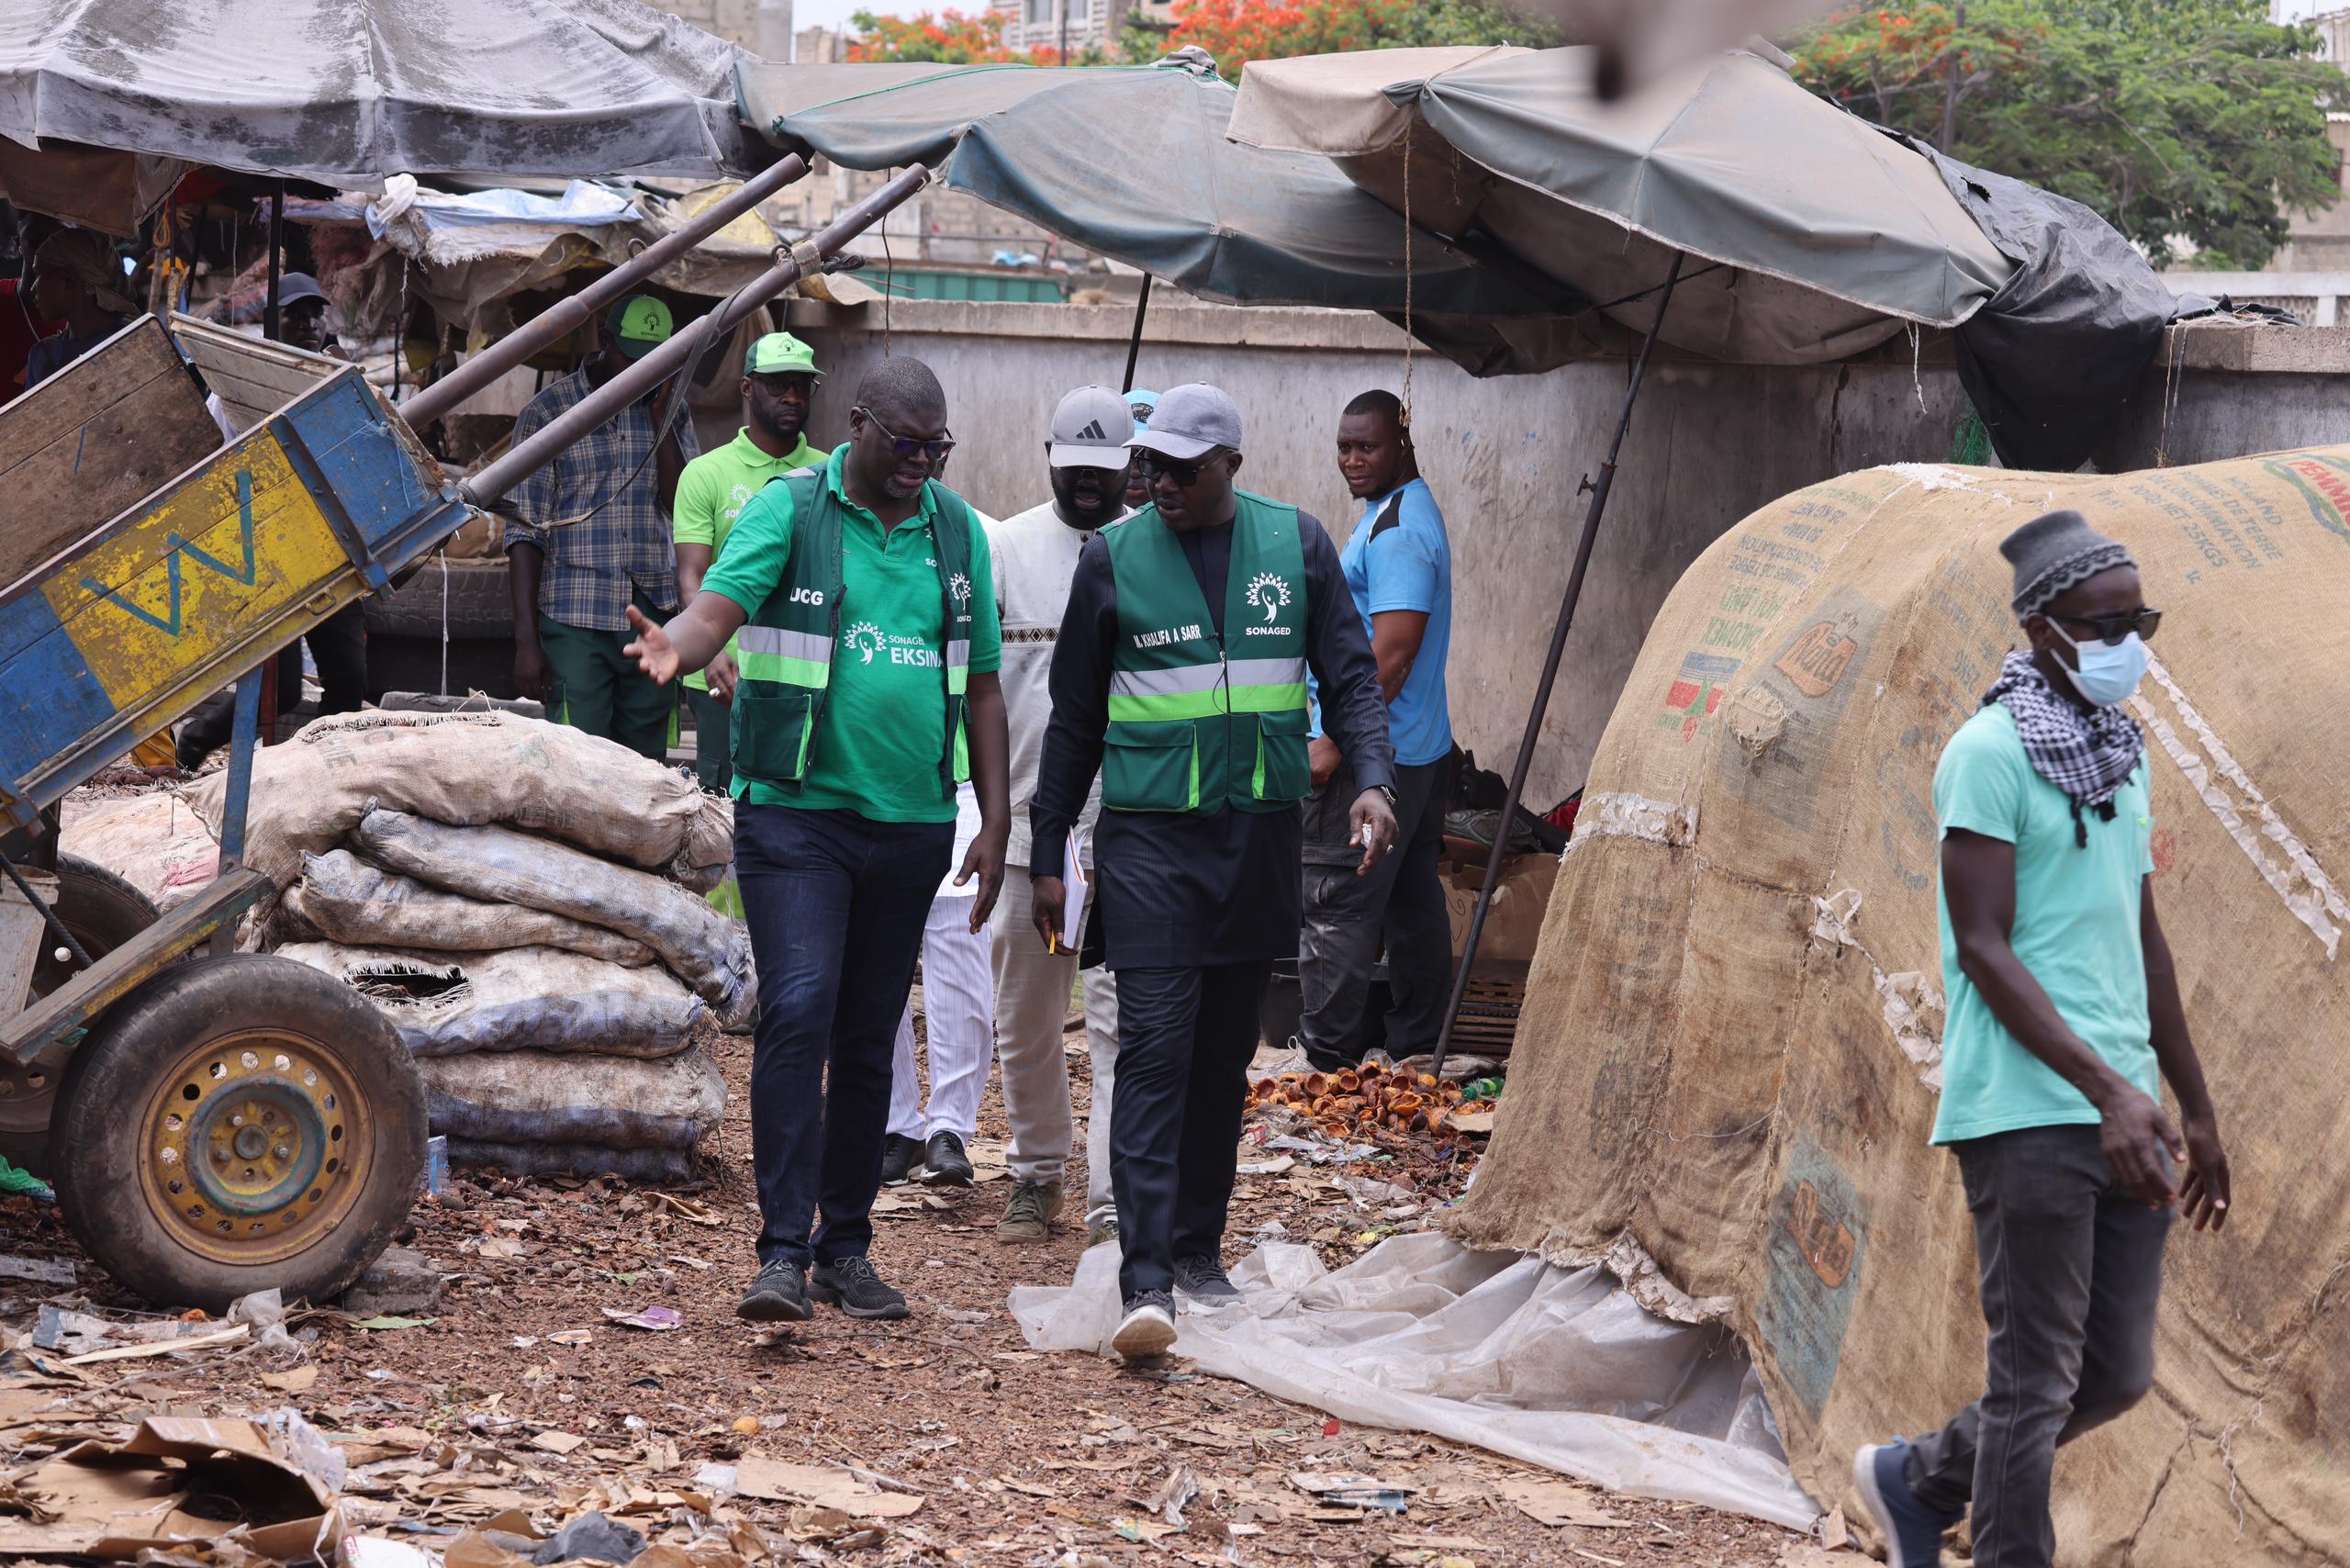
[1853,510,2232,1568]
[674,331,830,791]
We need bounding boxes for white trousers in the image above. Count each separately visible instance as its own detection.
[889,890,995,1143]
[990,868,1119,1227]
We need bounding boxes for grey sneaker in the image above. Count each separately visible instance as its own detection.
[811,1254,910,1320]
[1112,1290,1177,1360]
[737,1258,811,1323]
[1172,1255,1240,1304]
[1085,1218,1120,1249]
[997,1178,1065,1242]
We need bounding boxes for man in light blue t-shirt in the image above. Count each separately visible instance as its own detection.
[1853,510,2231,1568]
[1297,389,1455,1070]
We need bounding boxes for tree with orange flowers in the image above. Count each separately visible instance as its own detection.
[848,8,1104,65]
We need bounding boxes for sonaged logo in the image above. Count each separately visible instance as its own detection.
[1245,572,1292,625]
[845,621,885,664]
[1774,621,1860,698]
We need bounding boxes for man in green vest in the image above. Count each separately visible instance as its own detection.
[623,357,1012,1328]
[673,331,830,791]
[1028,383,1400,1360]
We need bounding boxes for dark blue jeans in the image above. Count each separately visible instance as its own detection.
[735,803,952,1269]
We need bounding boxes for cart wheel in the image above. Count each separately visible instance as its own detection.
[52,954,425,1312]
[0,856,162,1169]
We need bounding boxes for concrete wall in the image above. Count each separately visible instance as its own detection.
[756,297,2350,804]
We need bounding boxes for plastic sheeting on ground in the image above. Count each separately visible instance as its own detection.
[1009,1231,1818,1530]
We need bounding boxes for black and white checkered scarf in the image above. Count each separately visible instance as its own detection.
[1984,651,2143,847]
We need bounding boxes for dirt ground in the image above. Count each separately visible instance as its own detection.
[0,1022,1850,1568]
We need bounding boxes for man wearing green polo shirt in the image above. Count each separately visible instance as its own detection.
[674,331,830,791]
[624,357,1011,1329]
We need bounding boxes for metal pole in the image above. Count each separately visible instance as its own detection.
[1429,251,1685,1081]
[463,163,932,510]
[400,153,811,431]
[210,674,263,958]
[1121,274,1152,393]
[263,182,284,342]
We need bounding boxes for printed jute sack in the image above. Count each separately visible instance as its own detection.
[1447,454,2350,1563]
[417,1047,723,1152]
[184,710,733,891]
[275,942,703,1058]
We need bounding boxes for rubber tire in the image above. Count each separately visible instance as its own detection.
[51,954,427,1312]
[0,856,162,1170]
[363,556,513,640]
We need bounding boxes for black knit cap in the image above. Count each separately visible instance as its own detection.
[2000,509,2135,620]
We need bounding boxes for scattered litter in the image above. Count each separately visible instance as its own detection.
[1494,1477,1630,1529]
[262,1366,319,1393]
[546,1329,593,1348]
[527,1510,643,1564]
[529,1431,588,1455]
[1291,1472,1417,1512]
[0,1416,341,1559]
[599,1305,682,1332]
[0,1255,72,1286]
[733,1455,925,1518]
[351,1316,436,1332]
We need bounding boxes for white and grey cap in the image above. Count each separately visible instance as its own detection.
[1127,382,1242,462]
[1048,385,1135,468]
[2001,509,2136,619]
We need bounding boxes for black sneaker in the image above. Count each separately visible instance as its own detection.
[1112,1290,1177,1359]
[736,1258,811,1323]
[879,1133,924,1185]
[1172,1254,1241,1304]
[921,1129,974,1187]
[811,1254,910,1320]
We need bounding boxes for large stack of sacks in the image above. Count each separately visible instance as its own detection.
[182,711,745,1182]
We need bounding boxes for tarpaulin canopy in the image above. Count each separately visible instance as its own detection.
[0,0,757,189]
[1229,45,2016,367]
[738,53,1571,335]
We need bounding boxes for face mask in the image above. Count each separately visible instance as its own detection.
[2042,618,2149,706]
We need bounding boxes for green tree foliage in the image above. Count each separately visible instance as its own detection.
[1119,0,1556,78]
[1795,2,2348,268]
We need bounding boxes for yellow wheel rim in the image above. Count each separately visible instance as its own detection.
[138,1028,375,1265]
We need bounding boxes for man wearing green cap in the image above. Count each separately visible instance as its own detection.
[505,293,699,761]
[673,331,831,790]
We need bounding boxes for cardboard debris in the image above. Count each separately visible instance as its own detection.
[0,1416,341,1561]
[733,1455,924,1518]
[1493,1477,1629,1529]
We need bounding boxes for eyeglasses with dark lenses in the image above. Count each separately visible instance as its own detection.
[2052,607,2162,645]
[856,406,956,462]
[1137,453,1215,486]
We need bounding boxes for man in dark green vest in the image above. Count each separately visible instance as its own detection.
[623,357,1012,1329]
[1029,383,1399,1360]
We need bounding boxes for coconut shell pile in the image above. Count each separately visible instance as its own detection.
[1245,1060,1495,1139]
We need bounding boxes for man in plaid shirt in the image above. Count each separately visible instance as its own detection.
[505,295,699,760]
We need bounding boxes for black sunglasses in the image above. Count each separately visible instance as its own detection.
[856,405,956,462]
[2050,607,2162,645]
[1137,450,1225,487]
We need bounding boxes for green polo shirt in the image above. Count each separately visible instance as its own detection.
[702,450,1001,823]
[674,430,827,692]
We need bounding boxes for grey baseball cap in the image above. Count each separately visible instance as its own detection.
[1048,385,1135,468]
[1127,382,1241,462]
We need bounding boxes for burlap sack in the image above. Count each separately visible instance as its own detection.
[183,710,733,891]
[275,942,702,1058]
[58,790,220,913]
[418,1047,723,1151]
[1449,454,2350,1563]
[350,808,754,1030]
[284,850,657,967]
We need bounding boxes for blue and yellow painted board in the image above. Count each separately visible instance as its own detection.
[0,371,464,823]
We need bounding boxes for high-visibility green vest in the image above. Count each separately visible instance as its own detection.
[1101,490,1312,814]
[729,470,975,799]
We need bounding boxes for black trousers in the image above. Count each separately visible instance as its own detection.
[1108,960,1273,1303]
[176,602,367,766]
[1297,755,1453,1067]
[1905,1124,2171,1567]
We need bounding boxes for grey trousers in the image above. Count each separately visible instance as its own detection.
[1907,1123,2172,1568]
[1296,756,1453,1067]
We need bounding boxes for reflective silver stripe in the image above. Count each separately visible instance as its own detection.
[946,639,970,668]
[1109,664,1225,698]
[1229,656,1307,687]
[738,625,834,664]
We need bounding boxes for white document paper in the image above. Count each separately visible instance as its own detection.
[1060,828,1089,951]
